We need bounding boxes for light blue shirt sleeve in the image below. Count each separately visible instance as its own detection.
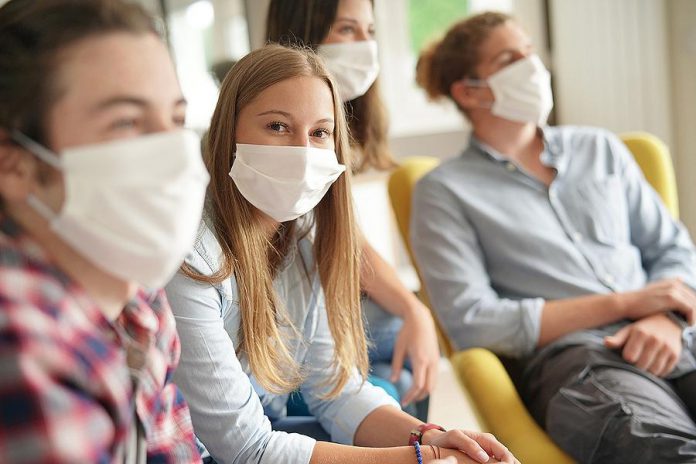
[608,133,696,288]
[297,286,400,445]
[165,267,315,464]
[410,176,544,357]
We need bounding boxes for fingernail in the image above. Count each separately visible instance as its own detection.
[476,451,490,462]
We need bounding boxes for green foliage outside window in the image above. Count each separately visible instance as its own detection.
[408,0,470,54]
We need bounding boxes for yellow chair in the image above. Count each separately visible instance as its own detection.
[387,132,677,464]
[387,157,574,464]
[620,132,679,218]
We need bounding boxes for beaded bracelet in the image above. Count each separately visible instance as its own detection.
[413,441,423,464]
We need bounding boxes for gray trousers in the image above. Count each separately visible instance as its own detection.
[523,344,696,464]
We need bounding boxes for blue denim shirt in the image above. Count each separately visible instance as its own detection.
[411,126,696,375]
[165,222,398,464]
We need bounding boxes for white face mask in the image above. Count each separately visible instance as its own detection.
[229,143,346,223]
[474,54,554,126]
[317,40,380,102]
[12,130,210,289]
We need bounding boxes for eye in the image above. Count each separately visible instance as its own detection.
[312,128,332,139]
[109,118,139,131]
[339,25,355,35]
[268,121,289,133]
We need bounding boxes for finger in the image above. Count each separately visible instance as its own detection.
[464,431,513,463]
[650,350,671,377]
[669,286,696,325]
[401,360,426,406]
[634,338,658,371]
[676,285,696,325]
[622,330,645,364]
[661,351,679,378]
[604,325,631,349]
[415,365,435,402]
[390,336,407,383]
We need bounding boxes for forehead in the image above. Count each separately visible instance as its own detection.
[247,75,334,117]
[335,0,373,21]
[478,21,531,61]
[52,32,181,108]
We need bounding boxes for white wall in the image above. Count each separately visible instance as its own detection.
[667,0,696,234]
[549,0,673,149]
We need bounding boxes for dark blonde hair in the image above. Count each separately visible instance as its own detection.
[266,0,396,174]
[0,0,157,211]
[0,0,157,144]
[183,44,367,397]
[416,11,512,102]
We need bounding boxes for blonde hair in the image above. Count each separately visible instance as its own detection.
[266,0,397,174]
[416,11,512,102]
[183,44,367,397]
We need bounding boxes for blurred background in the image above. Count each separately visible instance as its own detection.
[4,0,694,288]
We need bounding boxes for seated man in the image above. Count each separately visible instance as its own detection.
[412,11,696,464]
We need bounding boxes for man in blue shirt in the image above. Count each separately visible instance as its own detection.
[413,11,696,463]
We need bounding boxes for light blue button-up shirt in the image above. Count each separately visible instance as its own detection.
[165,222,398,464]
[411,126,696,375]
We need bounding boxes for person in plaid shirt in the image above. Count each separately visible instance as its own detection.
[0,0,207,462]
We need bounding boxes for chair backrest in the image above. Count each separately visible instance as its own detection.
[620,131,679,218]
[387,156,453,355]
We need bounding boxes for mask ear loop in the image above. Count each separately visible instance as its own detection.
[10,130,63,169]
[458,77,494,110]
[10,130,63,221]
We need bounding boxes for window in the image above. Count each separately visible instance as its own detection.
[162,0,251,131]
[374,0,512,138]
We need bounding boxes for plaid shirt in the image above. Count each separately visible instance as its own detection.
[0,214,201,463]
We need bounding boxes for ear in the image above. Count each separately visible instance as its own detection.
[0,128,37,203]
[450,80,482,112]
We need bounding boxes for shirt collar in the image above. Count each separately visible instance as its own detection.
[467,126,569,175]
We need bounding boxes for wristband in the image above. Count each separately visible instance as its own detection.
[413,442,423,464]
[408,423,446,446]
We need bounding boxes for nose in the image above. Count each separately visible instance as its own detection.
[356,27,371,42]
[290,133,311,148]
[145,110,177,134]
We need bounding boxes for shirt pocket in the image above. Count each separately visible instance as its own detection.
[575,175,629,245]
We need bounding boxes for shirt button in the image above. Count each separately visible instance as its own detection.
[505,162,517,172]
[549,191,558,200]
[572,232,583,242]
[605,274,615,284]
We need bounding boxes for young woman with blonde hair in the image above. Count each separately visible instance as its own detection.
[165,44,517,464]
[267,0,440,412]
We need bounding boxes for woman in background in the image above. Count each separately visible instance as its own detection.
[267,0,439,412]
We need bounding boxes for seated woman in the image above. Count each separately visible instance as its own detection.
[165,44,518,464]
[267,0,441,412]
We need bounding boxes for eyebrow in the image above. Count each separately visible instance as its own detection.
[257,110,334,125]
[334,17,374,27]
[93,96,187,112]
[489,44,533,63]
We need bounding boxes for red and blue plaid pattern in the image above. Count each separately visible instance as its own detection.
[0,215,200,463]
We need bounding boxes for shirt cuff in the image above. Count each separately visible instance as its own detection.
[328,382,400,445]
[262,432,316,464]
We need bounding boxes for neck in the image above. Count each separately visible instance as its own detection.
[7,201,134,320]
[472,117,541,162]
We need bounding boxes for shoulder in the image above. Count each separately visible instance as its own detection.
[549,124,620,147]
[185,220,224,276]
[0,226,83,329]
[552,125,631,173]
